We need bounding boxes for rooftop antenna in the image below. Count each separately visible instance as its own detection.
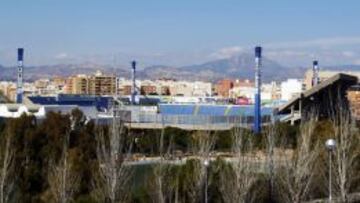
[16,48,24,103]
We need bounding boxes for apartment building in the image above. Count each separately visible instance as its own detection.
[64,74,89,94]
[140,80,157,95]
[348,86,360,120]
[215,79,234,97]
[116,78,211,97]
[0,81,16,101]
[88,71,116,95]
[280,79,304,101]
[64,71,116,95]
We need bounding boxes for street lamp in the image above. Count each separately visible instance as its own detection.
[204,159,210,203]
[325,139,336,203]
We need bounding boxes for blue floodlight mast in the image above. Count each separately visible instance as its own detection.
[312,60,319,86]
[131,60,137,105]
[16,48,24,104]
[254,46,262,133]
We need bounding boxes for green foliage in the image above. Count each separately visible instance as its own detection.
[0,111,99,202]
[74,195,98,203]
[273,122,299,148]
[213,130,232,151]
[0,112,359,203]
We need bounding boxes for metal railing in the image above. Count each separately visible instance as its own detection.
[100,106,274,129]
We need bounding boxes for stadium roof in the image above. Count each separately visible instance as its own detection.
[0,103,98,119]
[278,73,358,115]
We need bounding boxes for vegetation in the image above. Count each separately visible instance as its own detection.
[0,109,359,203]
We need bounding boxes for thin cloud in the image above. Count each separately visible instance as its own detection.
[210,46,246,59]
[267,50,313,58]
[265,49,360,67]
[341,51,356,57]
[353,59,360,65]
[54,52,69,59]
[265,37,360,49]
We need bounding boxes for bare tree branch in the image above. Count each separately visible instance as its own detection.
[188,130,215,203]
[330,98,360,203]
[0,132,15,203]
[219,125,258,203]
[95,114,133,203]
[277,116,319,203]
[48,131,79,203]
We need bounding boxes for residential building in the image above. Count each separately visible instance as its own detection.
[215,79,234,97]
[280,79,304,101]
[64,74,89,94]
[348,86,360,120]
[88,71,116,95]
[140,80,157,95]
[64,71,116,95]
[0,81,16,101]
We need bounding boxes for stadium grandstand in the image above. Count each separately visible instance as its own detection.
[158,104,274,117]
[28,94,113,112]
[0,93,277,130]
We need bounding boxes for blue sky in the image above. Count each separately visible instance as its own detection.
[1,0,360,67]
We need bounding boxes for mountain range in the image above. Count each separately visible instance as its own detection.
[0,53,358,82]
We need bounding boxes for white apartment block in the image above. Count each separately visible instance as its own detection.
[280,79,304,101]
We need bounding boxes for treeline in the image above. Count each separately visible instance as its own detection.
[0,109,359,203]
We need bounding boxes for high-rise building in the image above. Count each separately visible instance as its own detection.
[65,74,89,94]
[88,71,116,95]
[64,71,116,95]
[52,76,67,90]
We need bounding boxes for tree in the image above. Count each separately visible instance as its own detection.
[276,117,319,203]
[95,113,132,203]
[187,131,215,203]
[48,130,79,203]
[151,127,167,203]
[265,124,276,202]
[9,115,40,202]
[150,127,181,203]
[178,159,203,203]
[0,131,15,203]
[219,127,258,203]
[330,104,360,202]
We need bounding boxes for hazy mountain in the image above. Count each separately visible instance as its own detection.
[180,53,305,82]
[324,65,360,72]
[0,64,129,81]
[2,54,359,82]
[140,65,204,81]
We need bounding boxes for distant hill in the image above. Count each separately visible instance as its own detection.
[140,65,201,81]
[324,65,360,72]
[2,54,360,82]
[0,64,130,81]
[180,53,305,82]
[140,53,306,82]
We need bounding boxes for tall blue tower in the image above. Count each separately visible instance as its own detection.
[131,60,137,105]
[254,46,262,133]
[16,48,24,104]
[312,60,319,86]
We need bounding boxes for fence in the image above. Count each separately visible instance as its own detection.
[99,106,275,130]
